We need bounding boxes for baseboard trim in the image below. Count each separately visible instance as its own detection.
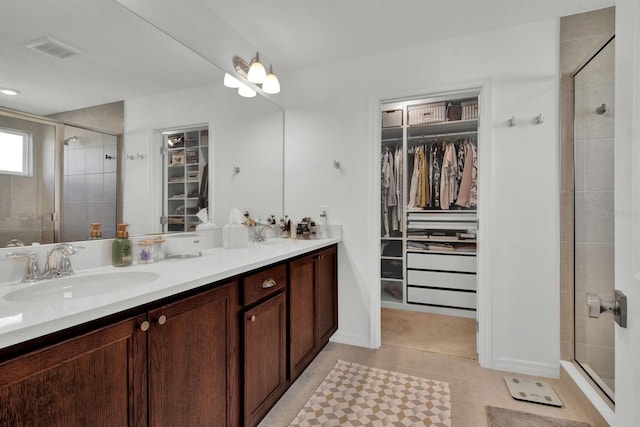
[492,356,559,378]
[560,360,614,426]
[330,331,371,348]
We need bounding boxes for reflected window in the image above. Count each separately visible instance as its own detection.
[0,127,31,176]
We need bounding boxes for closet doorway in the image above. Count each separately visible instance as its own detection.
[380,91,480,360]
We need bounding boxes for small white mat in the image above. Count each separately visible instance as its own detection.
[504,376,563,407]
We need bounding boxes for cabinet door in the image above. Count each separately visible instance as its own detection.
[244,292,287,427]
[148,281,239,427]
[289,254,316,381]
[0,316,147,427]
[316,246,338,345]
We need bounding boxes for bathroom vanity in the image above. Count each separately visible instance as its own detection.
[0,238,339,427]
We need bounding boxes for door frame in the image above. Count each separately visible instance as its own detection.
[369,79,494,369]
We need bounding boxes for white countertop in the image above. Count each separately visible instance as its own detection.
[0,237,340,351]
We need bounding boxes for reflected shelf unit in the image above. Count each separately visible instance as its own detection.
[162,125,209,232]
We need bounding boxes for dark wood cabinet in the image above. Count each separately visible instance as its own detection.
[148,281,239,427]
[0,315,147,426]
[242,264,288,427]
[243,292,287,427]
[0,245,337,427]
[0,281,239,427]
[316,246,338,345]
[289,245,338,381]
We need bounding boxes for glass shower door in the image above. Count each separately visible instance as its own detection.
[573,36,615,401]
[0,113,57,246]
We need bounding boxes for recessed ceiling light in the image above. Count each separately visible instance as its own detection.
[0,88,20,96]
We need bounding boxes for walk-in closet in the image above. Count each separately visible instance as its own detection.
[380,91,479,359]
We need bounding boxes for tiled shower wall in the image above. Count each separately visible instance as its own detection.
[559,8,615,368]
[48,101,123,241]
[62,127,119,241]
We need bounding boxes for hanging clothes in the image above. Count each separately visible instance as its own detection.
[394,146,403,231]
[418,146,429,208]
[469,140,478,207]
[440,142,458,210]
[455,141,474,208]
[430,143,443,209]
[407,146,422,209]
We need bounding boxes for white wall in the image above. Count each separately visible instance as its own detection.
[614,2,640,425]
[282,19,561,376]
[123,84,283,235]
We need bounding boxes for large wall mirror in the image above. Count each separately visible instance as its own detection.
[0,0,284,245]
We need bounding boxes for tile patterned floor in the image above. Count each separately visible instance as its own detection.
[259,342,603,427]
[289,359,451,426]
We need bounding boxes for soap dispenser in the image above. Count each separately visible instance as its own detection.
[112,224,132,267]
[90,223,102,239]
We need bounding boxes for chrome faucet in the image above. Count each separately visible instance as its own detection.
[255,223,274,243]
[7,251,44,282]
[43,243,82,279]
[255,215,277,243]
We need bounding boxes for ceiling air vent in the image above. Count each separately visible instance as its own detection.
[25,36,84,60]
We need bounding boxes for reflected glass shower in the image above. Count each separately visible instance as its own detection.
[0,108,120,245]
[0,114,56,245]
[573,36,615,402]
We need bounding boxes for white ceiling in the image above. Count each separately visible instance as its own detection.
[0,0,615,116]
[0,0,220,116]
[204,0,615,71]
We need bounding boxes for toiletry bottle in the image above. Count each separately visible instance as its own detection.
[112,224,133,267]
[322,210,332,238]
[291,217,297,239]
[90,223,102,239]
[318,213,327,239]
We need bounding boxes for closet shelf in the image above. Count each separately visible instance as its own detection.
[407,237,476,243]
[408,118,478,137]
[407,248,476,256]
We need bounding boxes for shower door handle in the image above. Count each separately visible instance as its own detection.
[586,290,627,328]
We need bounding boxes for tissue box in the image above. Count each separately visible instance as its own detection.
[164,233,205,257]
[222,224,248,249]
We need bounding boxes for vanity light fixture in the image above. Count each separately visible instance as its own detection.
[0,88,20,96]
[261,66,281,94]
[223,73,242,89]
[228,54,281,95]
[247,52,267,84]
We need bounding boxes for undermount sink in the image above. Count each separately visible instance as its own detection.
[4,271,160,303]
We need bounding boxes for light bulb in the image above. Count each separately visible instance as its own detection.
[223,73,241,88]
[262,67,280,94]
[238,84,256,98]
[247,53,267,84]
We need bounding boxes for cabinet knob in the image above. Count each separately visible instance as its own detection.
[157,315,167,325]
[262,278,277,289]
[140,321,150,331]
[249,314,256,322]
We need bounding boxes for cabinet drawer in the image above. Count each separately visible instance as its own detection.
[407,270,476,291]
[407,252,476,273]
[243,264,287,306]
[407,286,476,309]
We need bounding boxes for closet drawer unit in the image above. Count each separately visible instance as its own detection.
[408,102,446,125]
[407,287,476,309]
[407,270,476,291]
[407,252,476,273]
